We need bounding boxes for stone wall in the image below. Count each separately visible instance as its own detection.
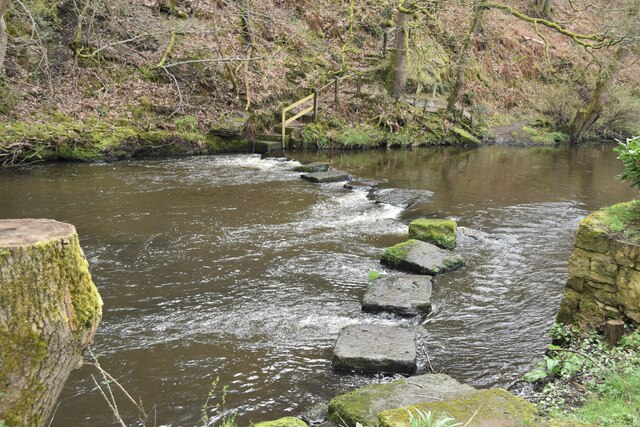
[557,204,640,325]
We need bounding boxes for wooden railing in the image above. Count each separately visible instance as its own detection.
[280,73,366,148]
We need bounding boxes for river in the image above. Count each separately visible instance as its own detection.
[0,144,635,426]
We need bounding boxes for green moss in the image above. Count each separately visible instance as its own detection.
[523,126,568,145]
[450,126,482,145]
[377,389,539,427]
[380,240,417,269]
[408,219,457,250]
[253,417,307,427]
[328,380,406,426]
[601,200,640,240]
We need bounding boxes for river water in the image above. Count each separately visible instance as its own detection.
[0,144,635,426]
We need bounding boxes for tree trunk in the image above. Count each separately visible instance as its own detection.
[0,219,103,427]
[392,10,409,99]
[568,46,629,143]
[534,0,551,17]
[0,0,8,73]
[446,2,485,114]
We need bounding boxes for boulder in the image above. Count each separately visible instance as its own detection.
[332,324,416,375]
[209,113,249,137]
[377,388,538,427]
[293,162,330,173]
[362,275,432,317]
[381,240,464,275]
[327,374,476,427]
[253,417,308,427]
[408,219,457,250]
[367,188,433,209]
[301,170,352,183]
[344,179,380,191]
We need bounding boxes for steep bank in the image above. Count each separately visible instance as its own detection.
[1,0,638,165]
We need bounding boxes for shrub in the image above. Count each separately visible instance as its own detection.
[614,136,640,188]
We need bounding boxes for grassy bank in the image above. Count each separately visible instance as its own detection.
[523,324,640,426]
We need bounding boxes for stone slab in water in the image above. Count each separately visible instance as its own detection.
[381,239,464,275]
[301,170,352,183]
[362,275,432,317]
[332,324,416,375]
[293,162,330,173]
[327,374,477,427]
[367,188,433,209]
[377,388,539,427]
[408,218,457,250]
[253,417,308,427]
[253,140,282,154]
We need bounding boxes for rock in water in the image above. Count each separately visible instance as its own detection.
[253,417,308,427]
[293,162,330,173]
[332,324,416,375]
[367,188,433,209]
[408,218,457,250]
[300,170,352,183]
[328,374,477,426]
[381,239,464,275]
[0,219,103,427]
[377,388,539,427]
[362,275,432,317]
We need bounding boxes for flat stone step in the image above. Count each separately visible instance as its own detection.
[327,374,477,427]
[367,188,433,209]
[301,170,352,183]
[377,388,539,427]
[293,162,330,173]
[381,239,464,275]
[253,140,283,154]
[332,324,416,375]
[255,133,282,142]
[362,275,432,317]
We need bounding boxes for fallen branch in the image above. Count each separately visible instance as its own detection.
[162,56,263,68]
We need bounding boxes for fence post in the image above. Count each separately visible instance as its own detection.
[313,89,319,122]
[383,32,388,56]
[334,78,339,106]
[281,109,286,150]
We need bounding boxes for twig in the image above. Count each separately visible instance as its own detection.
[91,374,127,427]
[162,56,263,69]
[463,403,484,427]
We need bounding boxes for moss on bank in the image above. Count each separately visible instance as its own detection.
[0,117,250,165]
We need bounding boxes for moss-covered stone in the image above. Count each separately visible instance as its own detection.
[408,219,457,250]
[377,388,538,427]
[450,126,482,145]
[328,374,476,427]
[253,417,308,427]
[381,239,464,275]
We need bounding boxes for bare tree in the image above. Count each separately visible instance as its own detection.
[392,8,410,99]
[0,0,8,73]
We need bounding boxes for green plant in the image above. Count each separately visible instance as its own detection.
[367,270,381,280]
[614,136,640,188]
[407,408,462,427]
[201,376,236,427]
[176,115,199,132]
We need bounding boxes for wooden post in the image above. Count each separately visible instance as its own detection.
[605,319,625,347]
[281,108,286,150]
[0,219,103,427]
[383,32,388,56]
[334,78,339,106]
[313,89,319,122]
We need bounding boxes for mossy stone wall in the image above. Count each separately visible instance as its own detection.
[557,203,640,325]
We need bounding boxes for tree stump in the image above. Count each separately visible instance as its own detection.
[0,219,103,427]
[605,319,625,347]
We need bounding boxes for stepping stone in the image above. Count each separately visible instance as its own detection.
[367,188,433,209]
[253,140,283,154]
[377,388,539,427]
[301,170,352,183]
[362,275,432,317]
[381,239,464,275]
[344,178,379,191]
[327,374,477,427]
[332,324,416,375]
[253,417,308,427]
[408,218,457,250]
[293,162,330,173]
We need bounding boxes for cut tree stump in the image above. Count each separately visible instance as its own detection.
[0,219,103,427]
[605,319,625,347]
